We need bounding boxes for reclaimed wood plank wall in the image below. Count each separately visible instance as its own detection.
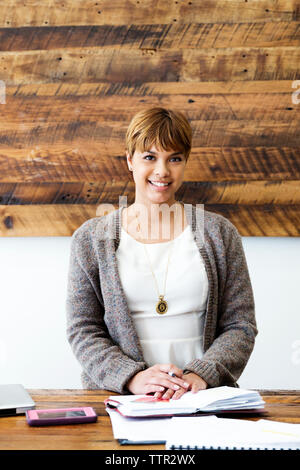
[0,0,299,236]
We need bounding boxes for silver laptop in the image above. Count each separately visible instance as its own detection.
[0,384,35,416]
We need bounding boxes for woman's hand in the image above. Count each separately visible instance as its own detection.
[153,372,207,400]
[125,364,190,395]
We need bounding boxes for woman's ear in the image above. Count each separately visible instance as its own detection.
[126,151,133,171]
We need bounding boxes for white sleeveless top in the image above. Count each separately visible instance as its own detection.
[116,224,209,370]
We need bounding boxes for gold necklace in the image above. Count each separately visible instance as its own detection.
[134,203,180,315]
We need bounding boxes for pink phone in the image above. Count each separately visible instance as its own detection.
[26,407,97,426]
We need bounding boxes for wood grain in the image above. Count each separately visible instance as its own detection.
[0,147,299,183]
[1,47,299,86]
[4,80,297,96]
[1,91,298,122]
[0,389,299,450]
[1,180,299,204]
[1,93,299,143]
[0,203,299,237]
[0,4,299,237]
[0,1,299,28]
[0,22,299,51]
[0,204,97,236]
[0,119,299,147]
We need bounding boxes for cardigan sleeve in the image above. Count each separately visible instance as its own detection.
[66,229,147,393]
[183,223,258,387]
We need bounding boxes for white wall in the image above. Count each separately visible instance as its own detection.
[1,236,300,390]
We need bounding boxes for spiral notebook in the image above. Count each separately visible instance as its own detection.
[165,416,300,450]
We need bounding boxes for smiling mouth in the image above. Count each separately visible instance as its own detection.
[148,180,172,187]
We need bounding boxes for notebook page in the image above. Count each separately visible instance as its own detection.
[166,417,300,450]
[256,419,300,438]
[107,394,194,411]
[107,386,263,414]
[173,386,261,407]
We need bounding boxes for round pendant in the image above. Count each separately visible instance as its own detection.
[156,296,168,314]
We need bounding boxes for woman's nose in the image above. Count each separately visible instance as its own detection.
[154,161,170,177]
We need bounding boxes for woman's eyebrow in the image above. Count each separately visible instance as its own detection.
[146,151,182,156]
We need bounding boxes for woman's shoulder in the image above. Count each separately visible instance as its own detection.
[72,216,102,241]
[188,203,239,238]
[70,215,113,269]
[178,200,237,233]
[71,208,120,252]
[185,205,241,261]
[203,208,239,235]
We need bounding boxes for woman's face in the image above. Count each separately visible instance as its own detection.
[126,144,187,207]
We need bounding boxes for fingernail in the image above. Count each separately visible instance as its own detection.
[174,385,179,390]
[184,382,189,387]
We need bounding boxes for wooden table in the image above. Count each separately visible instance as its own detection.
[0,389,300,450]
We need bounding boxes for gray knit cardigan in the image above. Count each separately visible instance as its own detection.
[66,202,258,393]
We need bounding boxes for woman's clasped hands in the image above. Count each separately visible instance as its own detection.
[126,363,207,400]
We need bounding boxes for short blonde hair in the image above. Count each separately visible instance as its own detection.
[125,107,192,161]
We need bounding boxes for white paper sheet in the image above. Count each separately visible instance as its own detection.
[106,408,217,443]
[166,416,300,450]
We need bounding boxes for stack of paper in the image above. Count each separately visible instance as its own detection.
[105,386,265,418]
[106,409,300,450]
[106,407,172,445]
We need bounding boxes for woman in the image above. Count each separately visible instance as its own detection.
[66,107,258,400]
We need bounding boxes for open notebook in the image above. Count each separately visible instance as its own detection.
[105,386,265,418]
[166,416,300,450]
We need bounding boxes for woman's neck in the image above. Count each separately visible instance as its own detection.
[122,202,187,243]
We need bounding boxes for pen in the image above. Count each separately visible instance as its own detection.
[168,371,177,378]
[154,372,177,397]
[168,371,189,388]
